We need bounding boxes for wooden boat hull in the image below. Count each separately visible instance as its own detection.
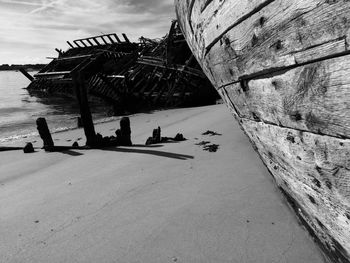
[175,0,350,262]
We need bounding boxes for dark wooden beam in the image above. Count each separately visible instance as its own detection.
[73,40,83,48]
[74,41,82,48]
[113,34,121,43]
[36,118,54,148]
[67,41,75,48]
[106,34,116,44]
[72,72,97,147]
[19,68,34,81]
[92,37,101,46]
[100,36,109,45]
[86,39,95,46]
[122,33,130,43]
[79,40,88,47]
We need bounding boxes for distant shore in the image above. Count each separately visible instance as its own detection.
[0,64,45,71]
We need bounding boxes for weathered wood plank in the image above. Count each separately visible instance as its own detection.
[241,119,350,262]
[176,1,350,261]
[34,71,71,77]
[293,38,347,64]
[223,54,350,139]
[72,72,97,146]
[190,0,273,53]
[199,0,213,13]
[55,54,92,62]
[200,0,350,87]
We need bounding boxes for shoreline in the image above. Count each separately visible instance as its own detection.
[0,105,210,147]
[0,114,121,146]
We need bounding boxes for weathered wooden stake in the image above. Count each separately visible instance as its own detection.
[72,72,97,146]
[115,117,132,146]
[153,127,161,143]
[36,118,54,148]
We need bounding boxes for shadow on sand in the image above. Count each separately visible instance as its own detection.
[103,145,194,160]
[53,144,193,160]
[60,150,84,156]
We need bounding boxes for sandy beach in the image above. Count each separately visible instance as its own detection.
[0,104,326,263]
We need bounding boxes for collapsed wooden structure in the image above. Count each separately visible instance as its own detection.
[26,21,217,114]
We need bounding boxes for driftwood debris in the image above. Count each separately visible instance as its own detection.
[145,126,186,145]
[146,127,162,145]
[115,117,132,146]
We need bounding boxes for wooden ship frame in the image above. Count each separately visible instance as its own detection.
[25,21,217,114]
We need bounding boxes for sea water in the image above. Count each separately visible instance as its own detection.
[0,71,113,143]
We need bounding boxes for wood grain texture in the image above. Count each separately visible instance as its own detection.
[190,0,273,53]
[175,0,216,84]
[241,119,350,262]
[201,0,350,87]
[175,0,350,261]
[223,54,350,139]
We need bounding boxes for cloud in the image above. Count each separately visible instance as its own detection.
[0,0,175,64]
[29,0,68,14]
[0,0,42,6]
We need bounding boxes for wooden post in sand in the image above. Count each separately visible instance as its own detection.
[119,117,132,146]
[72,72,97,147]
[36,118,54,148]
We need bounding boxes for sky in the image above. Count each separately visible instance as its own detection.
[0,0,175,64]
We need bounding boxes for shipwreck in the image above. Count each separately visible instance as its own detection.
[23,21,217,114]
